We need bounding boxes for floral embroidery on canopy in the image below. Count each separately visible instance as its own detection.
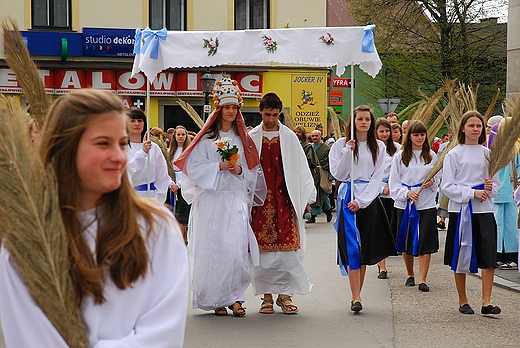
[262,35,277,53]
[203,37,219,56]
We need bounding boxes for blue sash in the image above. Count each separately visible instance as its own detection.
[134,182,156,191]
[169,191,176,213]
[396,183,422,255]
[335,180,369,274]
[451,184,484,274]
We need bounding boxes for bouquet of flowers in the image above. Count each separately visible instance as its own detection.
[215,137,240,165]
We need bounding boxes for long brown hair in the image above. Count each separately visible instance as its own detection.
[168,125,192,159]
[39,89,168,305]
[344,105,379,165]
[375,118,397,156]
[458,110,486,145]
[401,120,432,167]
[206,106,239,140]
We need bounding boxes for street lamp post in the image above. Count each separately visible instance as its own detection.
[200,70,215,122]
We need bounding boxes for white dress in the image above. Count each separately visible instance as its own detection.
[127,142,170,203]
[182,129,264,310]
[0,205,189,348]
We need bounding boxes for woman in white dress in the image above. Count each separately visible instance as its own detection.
[174,77,266,316]
[0,89,189,347]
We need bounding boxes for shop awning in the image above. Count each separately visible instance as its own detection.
[131,25,382,81]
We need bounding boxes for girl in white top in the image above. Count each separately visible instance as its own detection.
[127,108,170,203]
[389,120,439,292]
[375,117,401,279]
[168,125,192,244]
[441,110,500,315]
[0,89,189,347]
[329,105,396,312]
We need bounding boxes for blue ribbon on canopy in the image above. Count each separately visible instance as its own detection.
[362,24,376,53]
[133,27,142,55]
[134,182,156,191]
[334,180,368,274]
[451,184,484,274]
[141,27,168,59]
[396,182,422,255]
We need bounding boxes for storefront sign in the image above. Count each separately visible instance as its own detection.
[291,74,327,132]
[83,28,136,58]
[332,78,356,88]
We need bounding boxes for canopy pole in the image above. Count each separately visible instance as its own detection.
[146,77,151,198]
[350,64,355,202]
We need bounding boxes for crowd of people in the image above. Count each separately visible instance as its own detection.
[1,78,513,347]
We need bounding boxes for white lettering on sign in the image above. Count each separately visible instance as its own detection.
[0,69,18,87]
[119,72,145,89]
[92,71,111,88]
[187,73,198,91]
[240,75,260,92]
[153,73,174,90]
[61,71,81,89]
[38,70,51,83]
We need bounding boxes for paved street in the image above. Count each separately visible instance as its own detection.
[185,213,520,348]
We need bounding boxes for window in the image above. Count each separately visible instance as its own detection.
[32,0,71,29]
[235,0,269,30]
[149,0,186,30]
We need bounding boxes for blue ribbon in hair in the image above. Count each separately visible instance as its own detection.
[133,27,142,55]
[396,183,422,255]
[141,27,168,59]
[334,180,368,274]
[134,182,156,191]
[362,24,376,53]
[451,184,484,274]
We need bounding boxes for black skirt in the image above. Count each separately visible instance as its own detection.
[337,197,397,266]
[395,207,439,256]
[444,212,497,269]
[174,188,191,225]
[381,196,398,242]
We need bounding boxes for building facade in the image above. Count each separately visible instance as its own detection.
[1,1,345,133]
[507,0,520,99]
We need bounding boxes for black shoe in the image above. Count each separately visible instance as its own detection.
[436,222,446,229]
[325,210,333,222]
[350,301,362,312]
[459,304,474,314]
[481,305,501,315]
[377,271,388,279]
[418,283,429,292]
[405,277,415,287]
[306,216,316,223]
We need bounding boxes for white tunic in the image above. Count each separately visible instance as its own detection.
[127,142,169,203]
[389,149,439,210]
[0,206,189,348]
[182,130,263,310]
[248,122,315,295]
[441,144,499,213]
[380,142,401,194]
[329,138,386,209]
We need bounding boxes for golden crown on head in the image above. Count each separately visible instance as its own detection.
[212,77,243,108]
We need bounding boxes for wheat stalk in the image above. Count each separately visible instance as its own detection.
[327,107,342,140]
[0,95,89,347]
[151,135,175,181]
[409,86,446,127]
[176,98,204,129]
[488,94,520,178]
[2,17,51,128]
[282,106,296,130]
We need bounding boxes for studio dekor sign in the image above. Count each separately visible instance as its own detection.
[83,28,136,58]
[291,74,327,133]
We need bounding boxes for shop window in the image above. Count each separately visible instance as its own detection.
[149,0,186,30]
[32,0,71,29]
[235,0,269,30]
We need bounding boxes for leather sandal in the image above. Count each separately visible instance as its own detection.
[259,297,274,314]
[214,307,228,316]
[276,294,298,314]
[228,302,246,316]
